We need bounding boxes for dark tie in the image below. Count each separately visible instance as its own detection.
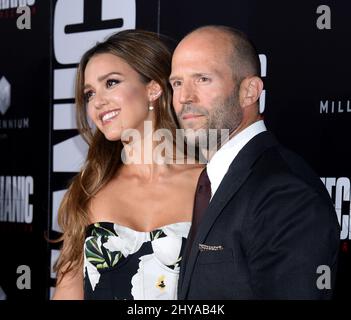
[186,168,211,256]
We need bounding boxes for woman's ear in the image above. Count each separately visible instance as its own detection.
[239,76,263,108]
[147,80,162,102]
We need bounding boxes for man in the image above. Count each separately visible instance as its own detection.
[170,25,340,299]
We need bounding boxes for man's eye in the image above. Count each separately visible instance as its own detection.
[106,79,119,88]
[198,77,210,83]
[84,91,94,102]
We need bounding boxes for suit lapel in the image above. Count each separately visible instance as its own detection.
[179,131,279,299]
[179,157,252,298]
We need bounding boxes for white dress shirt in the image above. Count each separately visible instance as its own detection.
[207,120,267,200]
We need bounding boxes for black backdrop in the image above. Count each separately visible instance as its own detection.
[0,0,349,299]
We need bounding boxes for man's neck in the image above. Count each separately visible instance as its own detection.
[202,115,263,162]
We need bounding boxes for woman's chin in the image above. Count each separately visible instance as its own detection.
[103,131,122,142]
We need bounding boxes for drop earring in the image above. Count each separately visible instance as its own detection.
[148,104,154,111]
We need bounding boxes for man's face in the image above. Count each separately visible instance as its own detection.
[169,31,243,146]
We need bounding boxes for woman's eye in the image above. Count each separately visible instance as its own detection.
[84,90,94,102]
[106,79,119,88]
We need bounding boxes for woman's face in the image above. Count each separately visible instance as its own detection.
[84,53,153,141]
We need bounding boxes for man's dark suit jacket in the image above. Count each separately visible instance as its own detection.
[178,131,340,299]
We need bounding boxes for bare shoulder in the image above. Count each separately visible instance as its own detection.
[86,176,119,223]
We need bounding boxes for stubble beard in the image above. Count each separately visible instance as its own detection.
[179,90,243,153]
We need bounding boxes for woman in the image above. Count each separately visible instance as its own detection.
[52,29,203,300]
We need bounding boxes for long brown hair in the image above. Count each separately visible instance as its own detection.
[54,29,177,281]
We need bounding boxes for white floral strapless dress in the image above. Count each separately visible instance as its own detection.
[83,221,191,300]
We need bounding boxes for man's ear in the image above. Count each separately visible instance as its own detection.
[239,76,263,108]
[147,80,162,102]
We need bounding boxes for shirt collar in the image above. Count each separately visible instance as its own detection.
[207,120,267,199]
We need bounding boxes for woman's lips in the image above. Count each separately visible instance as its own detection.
[99,109,121,125]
